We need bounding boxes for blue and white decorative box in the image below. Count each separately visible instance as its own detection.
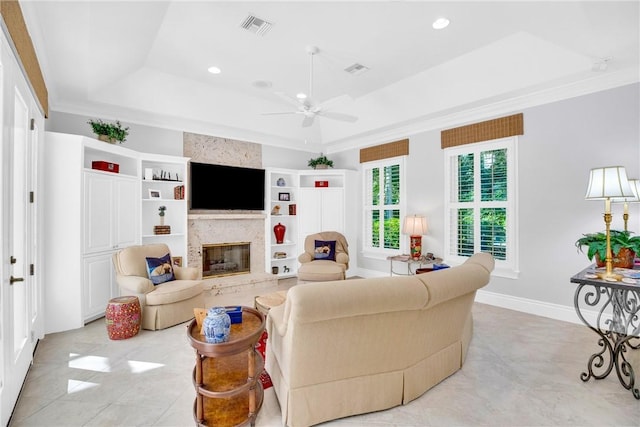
[226,306,243,324]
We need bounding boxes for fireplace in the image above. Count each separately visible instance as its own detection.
[202,242,250,278]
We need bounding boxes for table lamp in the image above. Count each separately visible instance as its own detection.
[612,179,640,231]
[403,215,428,259]
[585,166,635,280]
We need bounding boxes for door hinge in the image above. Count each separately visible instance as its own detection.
[31,331,34,342]
[30,118,35,130]
[30,191,34,203]
[30,264,35,276]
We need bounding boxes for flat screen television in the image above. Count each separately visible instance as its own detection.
[190,162,265,210]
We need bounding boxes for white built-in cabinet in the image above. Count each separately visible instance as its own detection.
[44,132,188,333]
[265,168,356,278]
[265,169,299,278]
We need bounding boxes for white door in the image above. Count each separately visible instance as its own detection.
[1,33,44,426]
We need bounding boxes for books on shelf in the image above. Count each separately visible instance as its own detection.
[174,185,185,200]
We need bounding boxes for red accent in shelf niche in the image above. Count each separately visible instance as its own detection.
[315,181,328,187]
[92,161,119,173]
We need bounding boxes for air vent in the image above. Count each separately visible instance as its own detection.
[344,63,370,76]
[240,14,273,36]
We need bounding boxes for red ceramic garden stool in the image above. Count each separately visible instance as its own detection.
[105,296,141,340]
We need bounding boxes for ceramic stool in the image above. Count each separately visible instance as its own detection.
[254,290,288,316]
[105,296,141,340]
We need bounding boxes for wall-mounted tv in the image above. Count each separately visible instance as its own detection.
[190,162,265,211]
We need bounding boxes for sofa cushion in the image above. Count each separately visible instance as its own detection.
[314,240,336,261]
[145,253,175,285]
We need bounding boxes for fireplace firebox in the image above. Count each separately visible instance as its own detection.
[202,242,250,278]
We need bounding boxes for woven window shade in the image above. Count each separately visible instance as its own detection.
[0,0,49,117]
[360,139,409,163]
[441,113,523,149]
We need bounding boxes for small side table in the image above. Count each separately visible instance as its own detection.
[187,306,265,426]
[387,255,442,276]
[105,296,141,340]
[570,265,640,399]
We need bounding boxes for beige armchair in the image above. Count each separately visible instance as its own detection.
[297,231,349,282]
[112,243,204,330]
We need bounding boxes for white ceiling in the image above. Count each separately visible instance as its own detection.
[20,1,640,152]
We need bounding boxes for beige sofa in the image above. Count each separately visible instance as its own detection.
[265,252,494,427]
[112,243,205,330]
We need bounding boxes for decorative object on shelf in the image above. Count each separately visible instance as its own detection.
[158,205,167,225]
[403,215,428,259]
[276,177,286,187]
[174,185,185,200]
[315,180,329,187]
[91,160,119,173]
[288,204,297,215]
[274,251,287,259]
[272,266,279,275]
[584,166,635,280]
[202,306,231,343]
[271,205,281,215]
[274,222,286,244]
[308,153,334,169]
[149,189,161,199]
[88,118,129,144]
[283,265,290,273]
[153,225,171,235]
[575,230,640,269]
[612,178,640,231]
[279,192,290,201]
[144,168,153,180]
[172,256,183,267]
[153,170,180,181]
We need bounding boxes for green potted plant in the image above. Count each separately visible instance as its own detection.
[307,153,334,169]
[88,119,130,144]
[575,229,640,268]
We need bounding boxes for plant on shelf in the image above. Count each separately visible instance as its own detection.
[307,153,334,169]
[575,229,640,268]
[158,205,167,225]
[88,119,130,144]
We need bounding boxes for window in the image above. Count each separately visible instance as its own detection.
[362,157,406,256]
[444,137,518,277]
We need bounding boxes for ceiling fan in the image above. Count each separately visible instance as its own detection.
[262,46,358,128]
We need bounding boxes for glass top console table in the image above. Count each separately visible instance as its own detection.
[570,265,640,399]
[386,254,443,276]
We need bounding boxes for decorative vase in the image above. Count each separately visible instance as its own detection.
[203,307,231,343]
[160,215,165,226]
[315,164,329,169]
[274,222,286,244]
[595,248,636,269]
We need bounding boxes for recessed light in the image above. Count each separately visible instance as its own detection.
[252,80,273,89]
[432,17,450,30]
[296,93,307,100]
[207,66,221,74]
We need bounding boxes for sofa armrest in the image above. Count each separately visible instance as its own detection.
[174,266,199,280]
[298,253,313,263]
[116,275,154,294]
[336,252,349,266]
[267,303,288,336]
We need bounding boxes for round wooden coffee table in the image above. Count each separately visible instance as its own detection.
[187,306,265,427]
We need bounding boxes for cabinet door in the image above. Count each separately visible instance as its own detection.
[298,188,323,237]
[82,253,115,321]
[113,177,139,248]
[319,188,344,233]
[84,172,114,253]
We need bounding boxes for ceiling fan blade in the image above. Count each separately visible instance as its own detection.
[316,111,358,122]
[301,114,315,127]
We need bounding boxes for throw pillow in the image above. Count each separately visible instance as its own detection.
[145,253,175,285]
[314,240,336,261]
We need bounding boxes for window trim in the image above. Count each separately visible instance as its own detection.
[361,156,406,259]
[444,136,519,278]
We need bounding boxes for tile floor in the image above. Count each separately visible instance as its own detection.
[9,279,640,427]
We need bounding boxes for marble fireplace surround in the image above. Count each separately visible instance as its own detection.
[184,132,277,294]
[187,213,276,294]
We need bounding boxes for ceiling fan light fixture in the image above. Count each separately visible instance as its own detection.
[432,17,450,30]
[296,93,307,99]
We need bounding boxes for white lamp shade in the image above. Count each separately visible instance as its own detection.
[403,215,428,236]
[612,178,640,203]
[585,166,635,200]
